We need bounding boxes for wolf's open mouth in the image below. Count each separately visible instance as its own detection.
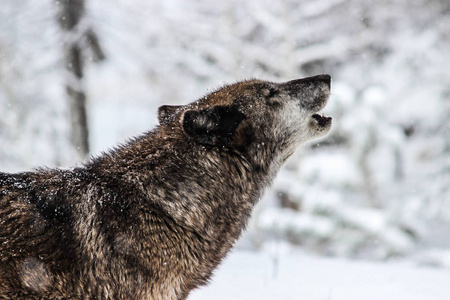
[312,114,332,127]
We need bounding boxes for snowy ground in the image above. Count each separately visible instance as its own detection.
[189,249,450,300]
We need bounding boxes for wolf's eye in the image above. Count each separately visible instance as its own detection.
[267,99,282,107]
[263,88,282,107]
[266,98,282,108]
[262,88,278,98]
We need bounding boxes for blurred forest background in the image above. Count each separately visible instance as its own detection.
[0,0,449,265]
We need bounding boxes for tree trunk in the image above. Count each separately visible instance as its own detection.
[57,0,91,160]
[65,41,90,159]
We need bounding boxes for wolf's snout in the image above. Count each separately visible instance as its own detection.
[315,74,331,87]
[285,74,331,87]
[282,74,331,113]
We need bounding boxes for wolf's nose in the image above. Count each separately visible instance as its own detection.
[283,74,332,88]
[317,74,331,86]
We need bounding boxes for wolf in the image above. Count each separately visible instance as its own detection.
[0,74,332,299]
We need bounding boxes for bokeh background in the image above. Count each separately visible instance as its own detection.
[1,0,449,267]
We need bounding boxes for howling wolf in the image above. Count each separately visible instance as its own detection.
[0,74,332,299]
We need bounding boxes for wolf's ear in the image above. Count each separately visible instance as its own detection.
[182,105,246,147]
[158,105,182,125]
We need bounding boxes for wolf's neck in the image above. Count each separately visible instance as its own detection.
[90,130,278,242]
[157,147,266,234]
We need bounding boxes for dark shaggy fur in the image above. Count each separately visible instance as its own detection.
[0,74,332,299]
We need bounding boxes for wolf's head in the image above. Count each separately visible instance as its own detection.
[158,74,332,166]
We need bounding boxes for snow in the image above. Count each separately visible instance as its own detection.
[299,151,362,188]
[190,250,450,300]
[415,249,450,269]
[259,208,335,239]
